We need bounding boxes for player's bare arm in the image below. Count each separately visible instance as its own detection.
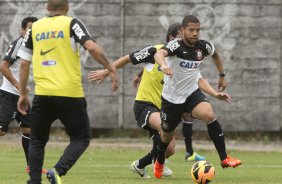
[88,54,130,84]
[211,50,227,92]
[132,69,143,88]
[0,60,19,90]
[154,49,172,77]
[84,40,118,91]
[17,59,30,115]
[198,77,231,103]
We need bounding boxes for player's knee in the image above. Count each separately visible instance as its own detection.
[161,119,176,133]
[81,135,91,148]
[203,111,216,123]
[182,113,193,122]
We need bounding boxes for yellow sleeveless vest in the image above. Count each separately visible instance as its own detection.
[31,15,83,97]
[135,44,164,109]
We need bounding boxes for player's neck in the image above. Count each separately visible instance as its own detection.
[49,10,67,16]
[183,39,195,47]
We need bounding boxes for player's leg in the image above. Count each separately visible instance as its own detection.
[182,113,206,161]
[192,102,228,158]
[146,111,175,158]
[16,107,31,168]
[129,130,156,178]
[27,96,55,184]
[149,127,174,177]
[129,133,155,179]
[189,90,241,168]
[131,101,159,177]
[0,90,15,136]
[154,129,175,178]
[54,97,91,177]
[165,134,175,158]
[131,101,169,177]
[21,127,31,165]
[17,106,48,174]
[154,97,184,178]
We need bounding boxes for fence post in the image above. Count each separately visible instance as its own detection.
[118,0,125,128]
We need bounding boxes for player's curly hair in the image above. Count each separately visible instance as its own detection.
[166,23,182,42]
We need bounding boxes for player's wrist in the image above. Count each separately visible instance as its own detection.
[20,88,28,96]
[219,71,226,77]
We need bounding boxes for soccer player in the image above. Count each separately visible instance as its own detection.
[132,70,206,162]
[17,0,118,184]
[153,15,242,178]
[88,23,231,178]
[0,16,38,173]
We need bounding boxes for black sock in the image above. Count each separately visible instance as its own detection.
[152,133,159,163]
[182,122,193,155]
[156,134,169,164]
[22,133,30,165]
[135,133,159,169]
[207,120,227,161]
[137,152,153,169]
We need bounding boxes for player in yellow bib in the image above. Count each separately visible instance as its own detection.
[17,0,118,183]
[88,23,231,178]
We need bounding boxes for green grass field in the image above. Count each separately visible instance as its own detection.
[0,140,281,184]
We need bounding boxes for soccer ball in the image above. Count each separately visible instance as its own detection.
[191,161,215,184]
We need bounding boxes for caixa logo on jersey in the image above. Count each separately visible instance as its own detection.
[42,60,56,66]
[36,31,64,41]
[180,60,201,69]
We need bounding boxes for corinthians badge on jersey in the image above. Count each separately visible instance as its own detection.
[196,49,203,60]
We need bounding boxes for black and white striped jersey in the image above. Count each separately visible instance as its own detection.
[0,37,23,95]
[161,38,215,104]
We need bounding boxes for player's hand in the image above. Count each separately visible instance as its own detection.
[88,69,109,84]
[215,92,231,103]
[108,69,118,92]
[132,76,141,89]
[161,64,173,77]
[17,95,29,115]
[217,77,227,92]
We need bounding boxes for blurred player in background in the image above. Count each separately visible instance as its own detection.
[0,16,38,173]
[153,15,242,179]
[88,23,231,178]
[17,0,118,183]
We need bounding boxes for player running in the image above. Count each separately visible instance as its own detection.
[153,15,242,179]
[88,23,231,178]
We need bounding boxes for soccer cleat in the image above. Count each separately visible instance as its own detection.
[46,168,62,184]
[26,166,47,174]
[185,152,206,161]
[129,160,150,178]
[221,155,242,168]
[162,166,173,177]
[154,160,164,179]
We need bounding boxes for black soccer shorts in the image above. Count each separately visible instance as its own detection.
[161,88,209,132]
[133,100,159,137]
[0,89,31,132]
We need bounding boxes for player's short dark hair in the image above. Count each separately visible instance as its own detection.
[182,15,200,27]
[166,23,182,42]
[21,17,38,29]
[48,0,68,11]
